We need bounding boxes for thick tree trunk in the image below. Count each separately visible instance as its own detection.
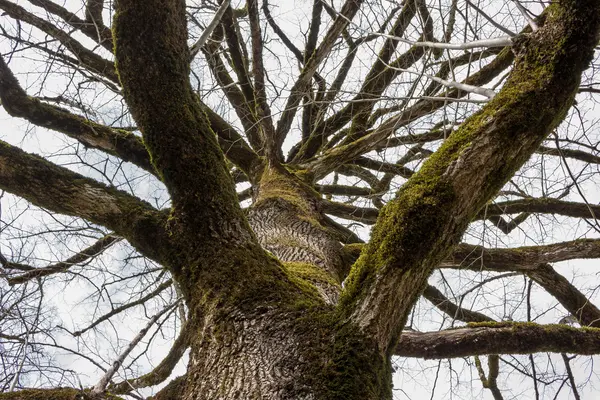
[247,165,353,303]
[177,165,389,399]
[181,305,390,400]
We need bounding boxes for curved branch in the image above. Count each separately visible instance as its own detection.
[203,40,263,151]
[423,284,493,323]
[26,0,112,50]
[306,46,515,178]
[0,140,170,264]
[316,184,372,197]
[110,321,191,394]
[538,145,600,165]
[443,239,600,272]
[395,323,600,359]
[147,375,187,400]
[478,198,600,221]
[347,239,600,272]
[351,156,414,178]
[0,55,155,175]
[321,199,378,224]
[528,264,600,327]
[248,0,277,161]
[199,101,261,176]
[4,234,121,285]
[72,279,174,337]
[0,0,118,83]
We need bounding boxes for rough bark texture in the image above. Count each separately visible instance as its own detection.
[396,323,600,359]
[340,0,600,355]
[2,0,600,399]
[248,165,352,303]
[111,1,390,398]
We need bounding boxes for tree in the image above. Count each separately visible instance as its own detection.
[1,0,600,398]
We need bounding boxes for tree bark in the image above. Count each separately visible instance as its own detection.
[3,0,598,398]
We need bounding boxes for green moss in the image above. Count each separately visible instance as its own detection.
[284,262,340,288]
[339,173,456,316]
[466,321,600,333]
[254,163,320,214]
[284,306,392,399]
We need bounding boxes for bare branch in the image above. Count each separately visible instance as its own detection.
[91,301,179,395]
[0,55,155,175]
[110,321,191,394]
[341,0,600,352]
[423,284,494,323]
[190,0,230,59]
[528,264,600,328]
[478,198,600,221]
[4,234,121,285]
[0,139,170,264]
[72,279,174,337]
[395,323,600,359]
[274,0,365,147]
[444,239,600,272]
[0,0,118,83]
[26,0,112,50]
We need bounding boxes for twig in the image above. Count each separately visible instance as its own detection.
[190,0,231,59]
[511,0,538,32]
[91,300,180,395]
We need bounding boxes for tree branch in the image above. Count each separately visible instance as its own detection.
[340,1,600,353]
[346,239,600,272]
[443,239,600,272]
[4,234,121,285]
[190,0,230,58]
[0,140,170,264]
[423,284,494,323]
[248,0,278,162]
[0,55,155,175]
[275,0,364,148]
[91,302,179,395]
[202,31,263,151]
[109,321,191,394]
[0,388,124,400]
[26,0,112,51]
[321,199,379,224]
[72,279,174,337]
[527,264,600,327]
[0,0,118,83]
[477,198,600,221]
[113,0,251,242]
[306,45,515,178]
[395,323,600,359]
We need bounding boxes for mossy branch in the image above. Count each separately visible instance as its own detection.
[0,388,124,400]
[0,55,155,175]
[340,0,600,354]
[0,139,171,265]
[113,0,254,242]
[395,323,600,359]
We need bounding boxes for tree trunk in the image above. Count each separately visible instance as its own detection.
[177,165,390,399]
[181,302,391,400]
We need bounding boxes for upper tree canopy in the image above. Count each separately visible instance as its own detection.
[1,0,600,399]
